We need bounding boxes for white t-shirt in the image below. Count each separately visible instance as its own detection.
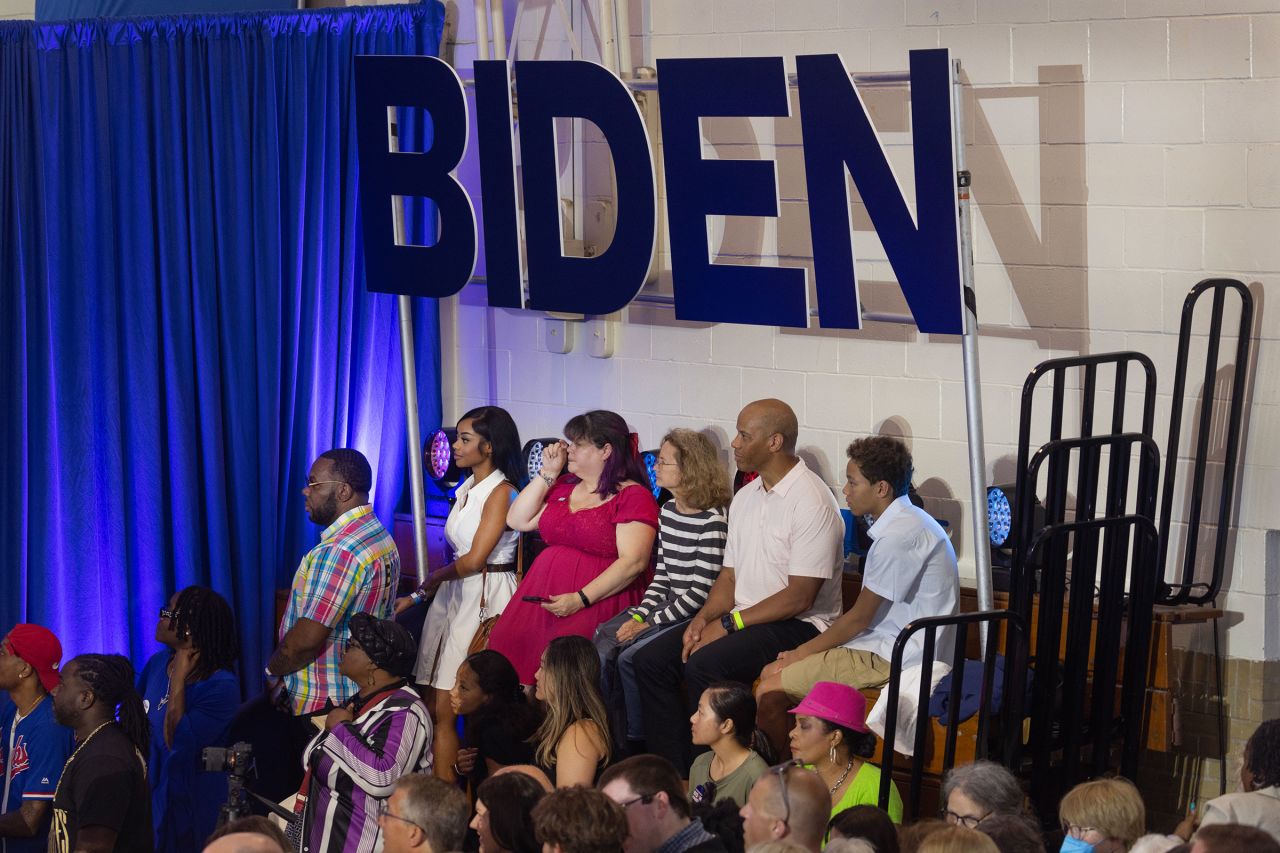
[724,458,844,631]
[842,495,960,668]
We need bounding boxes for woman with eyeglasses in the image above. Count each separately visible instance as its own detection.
[295,613,431,853]
[532,635,612,787]
[688,681,772,808]
[488,410,660,685]
[593,428,730,751]
[786,681,902,824]
[137,586,241,853]
[1056,777,1145,853]
[471,770,549,853]
[394,405,523,781]
[940,760,1029,830]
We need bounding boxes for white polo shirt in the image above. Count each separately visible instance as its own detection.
[842,494,960,668]
[724,458,844,631]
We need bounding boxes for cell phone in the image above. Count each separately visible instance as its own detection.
[522,595,549,603]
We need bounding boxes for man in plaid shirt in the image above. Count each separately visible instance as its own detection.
[243,448,400,803]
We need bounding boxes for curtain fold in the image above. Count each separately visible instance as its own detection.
[0,3,445,692]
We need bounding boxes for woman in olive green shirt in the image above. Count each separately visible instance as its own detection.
[687,682,773,807]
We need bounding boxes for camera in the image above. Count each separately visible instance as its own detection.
[201,742,254,776]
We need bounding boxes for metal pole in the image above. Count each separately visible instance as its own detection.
[389,111,430,584]
[951,59,994,616]
[615,0,633,77]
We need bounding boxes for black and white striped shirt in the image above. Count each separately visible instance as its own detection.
[631,501,728,626]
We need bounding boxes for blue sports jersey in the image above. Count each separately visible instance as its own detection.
[0,695,75,853]
[138,651,240,853]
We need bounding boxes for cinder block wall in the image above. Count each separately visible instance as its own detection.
[441,0,1280,824]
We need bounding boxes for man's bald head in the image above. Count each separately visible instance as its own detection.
[753,765,830,851]
[492,763,555,792]
[741,399,799,454]
[203,832,286,853]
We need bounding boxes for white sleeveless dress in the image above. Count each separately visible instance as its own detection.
[413,469,521,689]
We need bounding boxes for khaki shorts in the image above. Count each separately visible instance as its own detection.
[780,647,891,699]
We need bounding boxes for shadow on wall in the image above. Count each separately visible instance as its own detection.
[967,67,1089,353]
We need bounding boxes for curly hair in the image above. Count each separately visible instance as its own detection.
[846,437,913,497]
[941,760,1026,818]
[171,585,239,682]
[660,429,731,512]
[532,787,628,853]
[1245,718,1280,789]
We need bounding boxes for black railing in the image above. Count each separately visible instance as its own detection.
[877,609,1027,820]
[1156,278,1255,606]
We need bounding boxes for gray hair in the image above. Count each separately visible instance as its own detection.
[394,773,470,852]
[940,760,1026,817]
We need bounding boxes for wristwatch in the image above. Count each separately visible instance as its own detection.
[720,613,738,634]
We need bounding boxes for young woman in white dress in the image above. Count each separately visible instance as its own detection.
[394,406,523,780]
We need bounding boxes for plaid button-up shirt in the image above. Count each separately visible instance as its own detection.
[281,505,398,714]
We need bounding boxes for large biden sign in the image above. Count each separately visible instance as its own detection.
[354,49,964,335]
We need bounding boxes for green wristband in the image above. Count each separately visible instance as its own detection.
[631,612,644,623]
[732,611,745,631]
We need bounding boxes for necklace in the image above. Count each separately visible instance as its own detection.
[12,693,43,721]
[52,721,113,801]
[828,758,854,795]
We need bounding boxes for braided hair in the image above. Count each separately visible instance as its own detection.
[71,654,149,756]
[171,586,240,681]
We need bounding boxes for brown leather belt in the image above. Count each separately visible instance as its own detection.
[486,562,517,572]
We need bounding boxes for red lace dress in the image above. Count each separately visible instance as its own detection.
[487,478,659,683]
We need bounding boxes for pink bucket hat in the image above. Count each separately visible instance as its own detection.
[787,681,870,733]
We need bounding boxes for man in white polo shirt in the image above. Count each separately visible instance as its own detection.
[754,435,959,755]
[632,399,844,772]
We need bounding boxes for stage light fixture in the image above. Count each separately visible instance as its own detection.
[640,449,673,505]
[987,484,1016,548]
[522,438,561,484]
[424,428,462,488]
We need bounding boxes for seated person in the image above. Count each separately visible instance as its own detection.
[785,682,901,824]
[632,400,845,773]
[739,762,830,853]
[1191,824,1280,853]
[1178,718,1280,844]
[449,650,541,787]
[942,760,1031,828]
[599,754,727,852]
[1058,777,1145,853]
[756,436,959,754]
[378,774,470,853]
[688,682,773,808]
[532,787,628,853]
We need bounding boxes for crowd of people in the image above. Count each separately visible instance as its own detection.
[0,399,1276,853]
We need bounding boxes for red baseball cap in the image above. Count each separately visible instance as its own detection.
[787,681,870,733]
[5,624,63,693]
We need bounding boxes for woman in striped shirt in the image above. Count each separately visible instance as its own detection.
[593,428,732,751]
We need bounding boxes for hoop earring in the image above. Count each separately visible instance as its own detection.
[828,743,838,765]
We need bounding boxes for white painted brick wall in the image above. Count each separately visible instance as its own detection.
[444,0,1280,660]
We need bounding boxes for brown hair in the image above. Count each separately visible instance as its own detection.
[1058,777,1145,847]
[846,436,913,497]
[1195,823,1280,853]
[660,429,731,511]
[532,636,611,768]
[532,786,628,853]
[917,826,1000,853]
[599,754,690,819]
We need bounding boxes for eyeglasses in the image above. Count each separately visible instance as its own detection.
[617,793,655,809]
[944,809,991,829]
[377,799,425,831]
[159,607,177,620]
[1062,822,1102,840]
[654,458,679,468]
[769,759,803,828]
[305,479,346,490]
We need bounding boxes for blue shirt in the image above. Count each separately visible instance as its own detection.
[0,695,74,853]
[138,651,241,853]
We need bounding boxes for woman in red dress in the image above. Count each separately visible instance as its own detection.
[487,410,659,684]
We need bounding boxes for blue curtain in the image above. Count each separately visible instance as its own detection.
[0,4,445,692]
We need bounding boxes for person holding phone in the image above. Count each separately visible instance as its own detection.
[488,410,659,684]
[394,406,523,781]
